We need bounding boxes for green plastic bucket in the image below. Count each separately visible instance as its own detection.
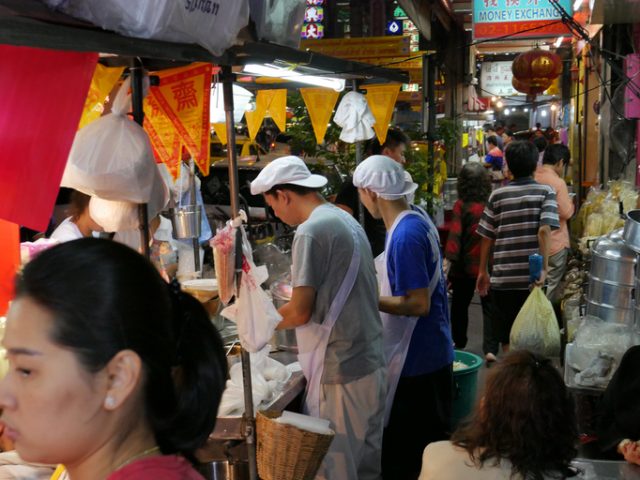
[451,350,483,427]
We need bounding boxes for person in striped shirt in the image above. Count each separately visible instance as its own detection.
[475,141,559,352]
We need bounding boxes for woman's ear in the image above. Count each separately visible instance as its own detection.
[102,350,143,411]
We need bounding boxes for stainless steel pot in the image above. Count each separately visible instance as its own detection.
[586,299,634,324]
[590,235,637,286]
[270,280,297,352]
[587,275,634,308]
[623,209,640,253]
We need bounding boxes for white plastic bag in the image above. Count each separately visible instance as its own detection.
[333,91,376,143]
[221,225,282,352]
[43,0,250,57]
[61,78,157,203]
[90,165,170,232]
[510,287,561,357]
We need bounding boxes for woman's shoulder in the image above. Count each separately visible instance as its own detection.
[108,455,202,479]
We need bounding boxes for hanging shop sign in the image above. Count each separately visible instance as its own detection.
[386,20,403,35]
[305,6,323,22]
[301,23,324,39]
[472,0,573,40]
[480,61,519,96]
[301,36,410,59]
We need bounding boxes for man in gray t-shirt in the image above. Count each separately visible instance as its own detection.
[251,156,386,480]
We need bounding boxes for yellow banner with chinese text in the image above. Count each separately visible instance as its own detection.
[151,63,212,176]
[143,91,182,180]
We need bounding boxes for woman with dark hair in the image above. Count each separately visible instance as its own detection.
[419,350,578,479]
[50,190,103,242]
[445,163,498,361]
[0,238,227,479]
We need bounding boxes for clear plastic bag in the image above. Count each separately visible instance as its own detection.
[43,0,250,57]
[510,287,561,357]
[61,78,157,203]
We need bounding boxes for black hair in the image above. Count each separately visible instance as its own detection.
[15,238,227,461]
[369,127,409,155]
[457,163,491,204]
[486,135,499,147]
[504,130,514,138]
[542,143,570,166]
[533,136,548,153]
[264,183,321,196]
[69,190,91,221]
[505,140,538,179]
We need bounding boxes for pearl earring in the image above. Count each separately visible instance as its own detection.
[104,396,116,409]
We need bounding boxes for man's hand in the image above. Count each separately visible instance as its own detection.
[533,269,547,288]
[476,271,490,297]
[620,440,640,466]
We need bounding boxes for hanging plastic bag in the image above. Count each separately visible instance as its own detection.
[221,221,282,353]
[210,217,240,306]
[42,0,250,57]
[510,287,561,357]
[61,77,157,203]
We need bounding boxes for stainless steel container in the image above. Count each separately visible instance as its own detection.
[587,275,635,308]
[169,204,202,239]
[270,280,297,352]
[589,234,637,286]
[623,209,640,253]
[586,299,634,324]
[197,460,248,480]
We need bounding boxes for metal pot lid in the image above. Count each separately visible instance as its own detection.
[591,235,637,263]
[607,228,625,242]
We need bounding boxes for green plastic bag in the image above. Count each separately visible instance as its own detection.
[510,287,561,357]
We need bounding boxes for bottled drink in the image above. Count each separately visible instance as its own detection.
[529,253,543,283]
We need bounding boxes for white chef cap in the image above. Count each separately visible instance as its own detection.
[353,155,418,200]
[250,156,327,195]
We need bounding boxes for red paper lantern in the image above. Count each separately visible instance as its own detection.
[512,49,563,88]
[511,77,552,95]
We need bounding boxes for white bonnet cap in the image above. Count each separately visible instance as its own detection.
[353,155,418,200]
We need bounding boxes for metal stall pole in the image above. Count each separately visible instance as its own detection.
[221,65,258,480]
[353,80,365,228]
[130,59,151,259]
[422,53,436,215]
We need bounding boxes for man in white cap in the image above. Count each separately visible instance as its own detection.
[250,156,387,480]
[353,155,453,480]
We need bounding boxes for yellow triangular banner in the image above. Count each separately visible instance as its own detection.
[245,97,268,141]
[257,89,287,132]
[300,87,340,144]
[365,84,401,145]
[212,122,228,146]
[151,63,212,176]
[79,64,125,129]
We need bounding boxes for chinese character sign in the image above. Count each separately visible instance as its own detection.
[473,0,572,40]
[480,61,520,96]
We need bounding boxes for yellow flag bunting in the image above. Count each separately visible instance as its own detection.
[245,95,268,142]
[144,92,182,180]
[211,122,228,146]
[258,89,287,132]
[148,63,212,176]
[365,84,401,145]
[78,64,125,129]
[300,87,340,144]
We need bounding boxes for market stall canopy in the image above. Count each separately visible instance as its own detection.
[0,0,408,83]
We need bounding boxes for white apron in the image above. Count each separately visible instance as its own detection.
[376,207,442,425]
[296,211,361,417]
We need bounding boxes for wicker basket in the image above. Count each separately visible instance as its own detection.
[256,410,334,480]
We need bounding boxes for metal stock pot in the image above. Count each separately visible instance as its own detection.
[589,233,637,286]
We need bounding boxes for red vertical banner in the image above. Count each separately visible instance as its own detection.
[0,220,19,316]
[0,46,98,231]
